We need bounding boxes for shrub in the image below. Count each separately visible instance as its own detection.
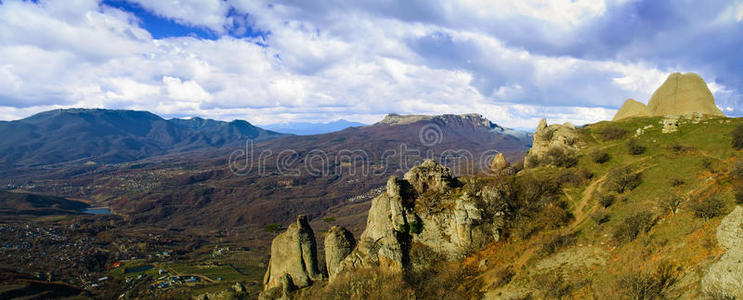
[264,223,282,233]
[546,146,578,168]
[608,166,642,193]
[613,212,655,242]
[600,127,628,140]
[409,218,424,234]
[690,196,727,220]
[535,271,573,299]
[659,196,683,214]
[735,186,743,205]
[732,162,743,179]
[669,143,695,154]
[618,261,680,300]
[599,193,616,208]
[539,233,577,256]
[669,178,685,187]
[590,210,610,224]
[540,127,556,141]
[592,150,610,164]
[323,217,336,223]
[731,123,743,150]
[701,158,713,171]
[626,139,646,155]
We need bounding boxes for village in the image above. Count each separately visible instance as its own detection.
[0,214,265,298]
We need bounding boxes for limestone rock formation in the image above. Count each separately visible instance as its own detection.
[524,119,579,168]
[324,226,356,281]
[611,72,725,121]
[490,153,509,171]
[403,159,455,195]
[334,160,504,280]
[648,72,724,117]
[702,206,743,298]
[613,99,650,121]
[263,215,321,291]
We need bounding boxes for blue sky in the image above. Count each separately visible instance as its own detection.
[0,0,742,128]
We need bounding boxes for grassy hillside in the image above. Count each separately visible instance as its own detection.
[474,115,743,298]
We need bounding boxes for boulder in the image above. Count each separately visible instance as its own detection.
[613,99,650,121]
[263,215,321,291]
[647,72,724,117]
[325,226,356,281]
[701,206,743,298]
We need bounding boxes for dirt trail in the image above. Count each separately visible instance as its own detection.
[567,156,655,232]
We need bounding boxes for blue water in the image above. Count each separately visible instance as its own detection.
[84,207,112,215]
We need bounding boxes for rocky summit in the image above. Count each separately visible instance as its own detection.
[612,72,725,121]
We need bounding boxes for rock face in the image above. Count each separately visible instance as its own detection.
[263,215,321,291]
[324,226,356,281]
[702,206,743,298]
[611,72,725,121]
[333,160,505,281]
[613,99,650,121]
[524,119,579,168]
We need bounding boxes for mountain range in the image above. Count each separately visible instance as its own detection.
[0,109,283,167]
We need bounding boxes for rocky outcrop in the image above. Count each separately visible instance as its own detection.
[263,215,321,291]
[490,153,509,171]
[403,159,455,195]
[524,119,579,168]
[702,206,743,298]
[612,72,725,121]
[324,226,356,281]
[334,160,504,280]
[613,98,650,121]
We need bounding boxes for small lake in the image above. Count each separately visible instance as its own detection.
[84,207,112,215]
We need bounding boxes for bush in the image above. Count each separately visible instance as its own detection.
[626,139,646,155]
[539,233,577,256]
[613,212,655,242]
[659,196,683,215]
[731,123,743,150]
[323,217,336,223]
[535,271,573,299]
[592,151,610,164]
[600,127,628,140]
[598,193,616,208]
[735,186,743,205]
[540,127,556,141]
[608,166,642,193]
[701,158,713,171]
[545,146,578,168]
[618,261,680,300]
[669,178,685,187]
[690,196,727,220]
[591,210,610,224]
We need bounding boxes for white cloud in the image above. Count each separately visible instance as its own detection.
[0,0,740,129]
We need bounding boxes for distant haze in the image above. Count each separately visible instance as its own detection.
[263,120,367,135]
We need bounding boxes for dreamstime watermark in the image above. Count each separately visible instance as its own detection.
[228,124,502,177]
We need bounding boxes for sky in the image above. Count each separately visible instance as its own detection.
[0,0,742,129]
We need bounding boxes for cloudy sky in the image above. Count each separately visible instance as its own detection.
[1,0,742,129]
